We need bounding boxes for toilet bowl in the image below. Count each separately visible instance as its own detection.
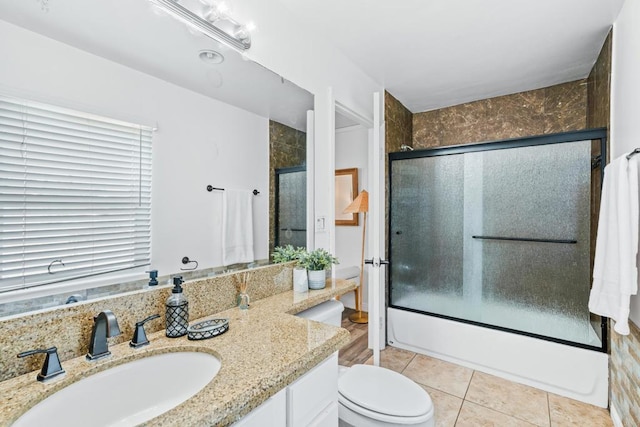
[338,365,435,427]
[296,300,435,427]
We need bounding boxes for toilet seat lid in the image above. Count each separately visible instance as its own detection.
[338,365,432,418]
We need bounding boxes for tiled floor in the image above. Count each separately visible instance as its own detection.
[338,309,612,427]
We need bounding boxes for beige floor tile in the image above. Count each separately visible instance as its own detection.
[456,401,538,427]
[421,385,463,427]
[362,347,416,372]
[548,394,612,427]
[402,354,473,398]
[465,371,550,426]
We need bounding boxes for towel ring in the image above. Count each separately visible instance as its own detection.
[48,259,65,274]
[181,256,198,271]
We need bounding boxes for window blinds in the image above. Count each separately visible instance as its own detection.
[0,95,152,293]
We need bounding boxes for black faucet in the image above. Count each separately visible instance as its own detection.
[17,347,65,382]
[86,310,121,361]
[130,314,161,348]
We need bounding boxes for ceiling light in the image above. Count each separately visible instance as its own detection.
[199,49,224,64]
[148,0,251,51]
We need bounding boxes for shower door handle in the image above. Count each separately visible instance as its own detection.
[365,258,389,267]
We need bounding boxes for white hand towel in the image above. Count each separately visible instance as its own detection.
[588,154,639,335]
[222,189,255,266]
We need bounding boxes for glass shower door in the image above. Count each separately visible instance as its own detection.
[389,137,601,348]
[275,166,306,248]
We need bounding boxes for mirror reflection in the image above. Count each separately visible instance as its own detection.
[0,0,312,317]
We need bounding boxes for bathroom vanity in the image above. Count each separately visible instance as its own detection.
[0,269,356,426]
[235,353,338,427]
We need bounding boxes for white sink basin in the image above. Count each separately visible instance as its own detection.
[14,352,221,427]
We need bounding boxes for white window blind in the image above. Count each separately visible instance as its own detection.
[0,95,152,293]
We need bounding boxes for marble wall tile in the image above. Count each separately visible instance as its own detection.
[0,262,293,382]
[611,320,640,427]
[544,81,588,133]
[269,121,306,255]
[385,91,413,152]
[587,32,612,131]
[412,110,442,148]
[411,80,587,150]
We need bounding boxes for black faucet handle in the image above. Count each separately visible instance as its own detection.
[130,314,161,348]
[18,346,65,382]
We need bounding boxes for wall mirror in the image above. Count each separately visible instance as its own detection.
[0,0,313,317]
[335,168,359,226]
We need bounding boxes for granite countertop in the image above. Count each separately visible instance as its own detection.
[0,279,356,426]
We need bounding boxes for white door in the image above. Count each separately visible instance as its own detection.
[368,92,386,365]
[306,110,315,250]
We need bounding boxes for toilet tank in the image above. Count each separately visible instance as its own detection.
[335,266,360,285]
[296,300,344,327]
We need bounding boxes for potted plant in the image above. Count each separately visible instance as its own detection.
[299,249,339,290]
[272,245,305,263]
[272,245,308,292]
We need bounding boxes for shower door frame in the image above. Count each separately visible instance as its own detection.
[388,128,608,352]
[275,165,307,248]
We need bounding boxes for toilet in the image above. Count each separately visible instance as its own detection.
[297,299,435,427]
[338,364,434,427]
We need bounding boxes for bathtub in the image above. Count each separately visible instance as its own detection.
[387,307,609,407]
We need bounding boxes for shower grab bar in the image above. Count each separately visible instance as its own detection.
[472,235,577,244]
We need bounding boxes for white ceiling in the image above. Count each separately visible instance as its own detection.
[0,0,313,131]
[0,0,626,121]
[275,0,624,112]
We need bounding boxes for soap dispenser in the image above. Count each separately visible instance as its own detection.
[165,276,189,338]
[147,270,158,287]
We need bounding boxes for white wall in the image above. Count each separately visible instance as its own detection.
[335,125,370,310]
[0,21,269,285]
[611,0,640,327]
[231,0,384,253]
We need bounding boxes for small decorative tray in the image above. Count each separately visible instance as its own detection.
[187,318,229,340]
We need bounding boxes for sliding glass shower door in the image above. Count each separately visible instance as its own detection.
[275,166,306,248]
[389,131,606,350]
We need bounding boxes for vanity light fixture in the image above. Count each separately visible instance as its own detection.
[148,0,252,51]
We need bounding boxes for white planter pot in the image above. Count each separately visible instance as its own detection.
[293,267,308,293]
[308,270,326,290]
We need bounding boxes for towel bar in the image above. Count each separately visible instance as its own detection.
[206,185,259,195]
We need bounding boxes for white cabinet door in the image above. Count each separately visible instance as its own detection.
[287,353,338,427]
[233,388,286,427]
[307,401,338,427]
[234,352,339,427]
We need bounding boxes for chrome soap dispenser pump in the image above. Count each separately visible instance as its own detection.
[165,276,189,338]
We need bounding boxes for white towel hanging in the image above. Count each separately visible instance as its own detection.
[588,153,639,335]
[222,189,255,266]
